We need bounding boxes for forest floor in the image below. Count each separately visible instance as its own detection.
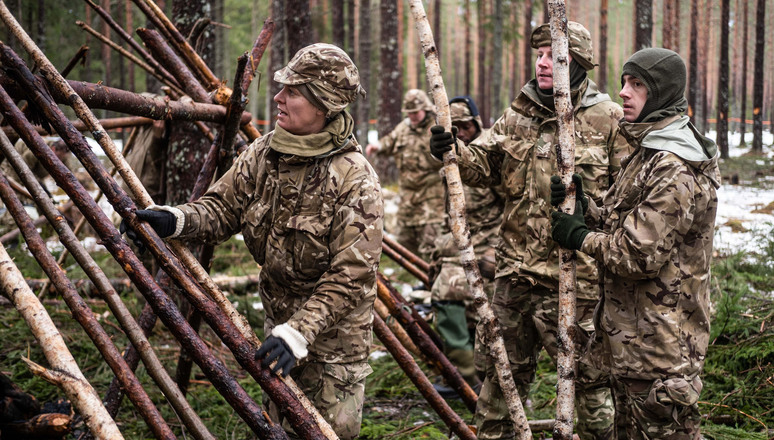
[0,131,772,439]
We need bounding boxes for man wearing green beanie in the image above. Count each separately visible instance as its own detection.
[551,48,720,439]
[431,21,630,440]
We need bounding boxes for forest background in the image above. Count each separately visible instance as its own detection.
[0,0,773,439]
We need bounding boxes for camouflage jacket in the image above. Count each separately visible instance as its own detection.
[176,132,384,364]
[377,115,445,226]
[456,79,630,298]
[581,115,720,380]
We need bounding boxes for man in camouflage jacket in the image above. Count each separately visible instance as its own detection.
[367,89,445,262]
[124,44,383,440]
[552,48,720,440]
[431,21,629,440]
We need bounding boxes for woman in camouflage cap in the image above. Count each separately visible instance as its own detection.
[123,43,383,439]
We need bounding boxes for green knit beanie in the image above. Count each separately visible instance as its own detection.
[621,48,688,123]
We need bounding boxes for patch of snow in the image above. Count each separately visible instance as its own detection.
[369,350,388,360]
[714,185,774,256]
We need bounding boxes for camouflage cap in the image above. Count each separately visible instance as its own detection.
[530,21,595,71]
[274,43,366,117]
[401,89,436,113]
[449,101,483,131]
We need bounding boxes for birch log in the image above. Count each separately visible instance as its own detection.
[407,0,532,437]
[546,3,578,439]
[0,244,124,440]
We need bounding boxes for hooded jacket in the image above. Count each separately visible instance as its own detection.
[581,114,720,380]
[175,125,384,364]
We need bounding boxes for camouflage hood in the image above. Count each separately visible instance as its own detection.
[514,78,611,118]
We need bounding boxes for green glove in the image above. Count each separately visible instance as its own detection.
[550,200,589,250]
[550,173,588,214]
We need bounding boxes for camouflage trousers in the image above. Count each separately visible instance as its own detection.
[610,376,703,440]
[474,279,614,440]
[265,360,372,440]
[396,221,445,263]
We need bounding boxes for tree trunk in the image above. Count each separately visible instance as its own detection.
[332,1,343,47]
[433,0,441,58]
[356,0,371,142]
[378,0,401,138]
[717,0,729,158]
[286,0,311,56]
[268,0,286,132]
[522,0,533,92]
[36,0,44,53]
[477,0,489,126]
[739,0,748,144]
[492,0,503,117]
[751,0,765,153]
[662,0,679,51]
[634,0,653,51]
[125,0,135,92]
[598,0,608,93]
[346,0,355,55]
[464,0,472,95]
[699,0,710,134]
[688,0,699,124]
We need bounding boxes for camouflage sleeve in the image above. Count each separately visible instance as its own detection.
[456,116,508,188]
[606,105,631,183]
[286,159,384,345]
[175,140,263,244]
[376,124,401,157]
[580,152,697,280]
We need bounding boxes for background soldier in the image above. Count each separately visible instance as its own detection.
[429,96,503,395]
[123,43,383,440]
[366,89,445,263]
[430,21,629,440]
[551,47,720,440]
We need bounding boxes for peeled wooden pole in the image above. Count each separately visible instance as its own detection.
[382,234,430,273]
[377,273,477,412]
[374,298,423,360]
[0,169,178,440]
[407,0,531,436]
[372,313,476,440]
[2,116,153,137]
[136,28,210,102]
[546,4,578,439]
[380,242,430,286]
[0,15,335,438]
[0,243,124,440]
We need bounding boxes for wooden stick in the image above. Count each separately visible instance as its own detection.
[374,298,423,360]
[60,44,89,77]
[383,234,430,273]
[373,314,476,440]
[407,0,531,437]
[2,116,154,137]
[381,241,430,286]
[0,244,124,439]
[546,3,578,439]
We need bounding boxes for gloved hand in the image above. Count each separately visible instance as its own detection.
[119,209,177,255]
[430,125,457,160]
[550,200,589,251]
[255,335,297,377]
[550,173,588,214]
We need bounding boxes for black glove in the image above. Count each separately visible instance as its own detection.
[550,200,590,251]
[255,335,297,377]
[550,173,588,214]
[119,209,177,255]
[429,125,457,160]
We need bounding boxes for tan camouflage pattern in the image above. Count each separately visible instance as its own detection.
[456,79,631,298]
[176,130,384,365]
[400,89,436,113]
[450,101,484,131]
[274,43,366,117]
[610,376,703,440]
[531,21,595,70]
[375,112,445,260]
[474,280,613,440]
[580,117,720,383]
[266,360,372,440]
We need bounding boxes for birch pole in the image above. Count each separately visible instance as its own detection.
[407,0,531,437]
[0,244,124,440]
[546,3,578,439]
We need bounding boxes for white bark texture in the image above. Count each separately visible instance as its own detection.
[0,4,336,439]
[547,2,578,439]
[407,0,532,437]
[0,243,124,440]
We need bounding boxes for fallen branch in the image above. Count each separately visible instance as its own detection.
[0,243,123,440]
[407,0,531,436]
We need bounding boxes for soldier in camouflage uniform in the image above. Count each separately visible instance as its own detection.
[551,48,720,440]
[366,89,445,262]
[429,96,503,393]
[431,22,630,440]
[123,43,383,440]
